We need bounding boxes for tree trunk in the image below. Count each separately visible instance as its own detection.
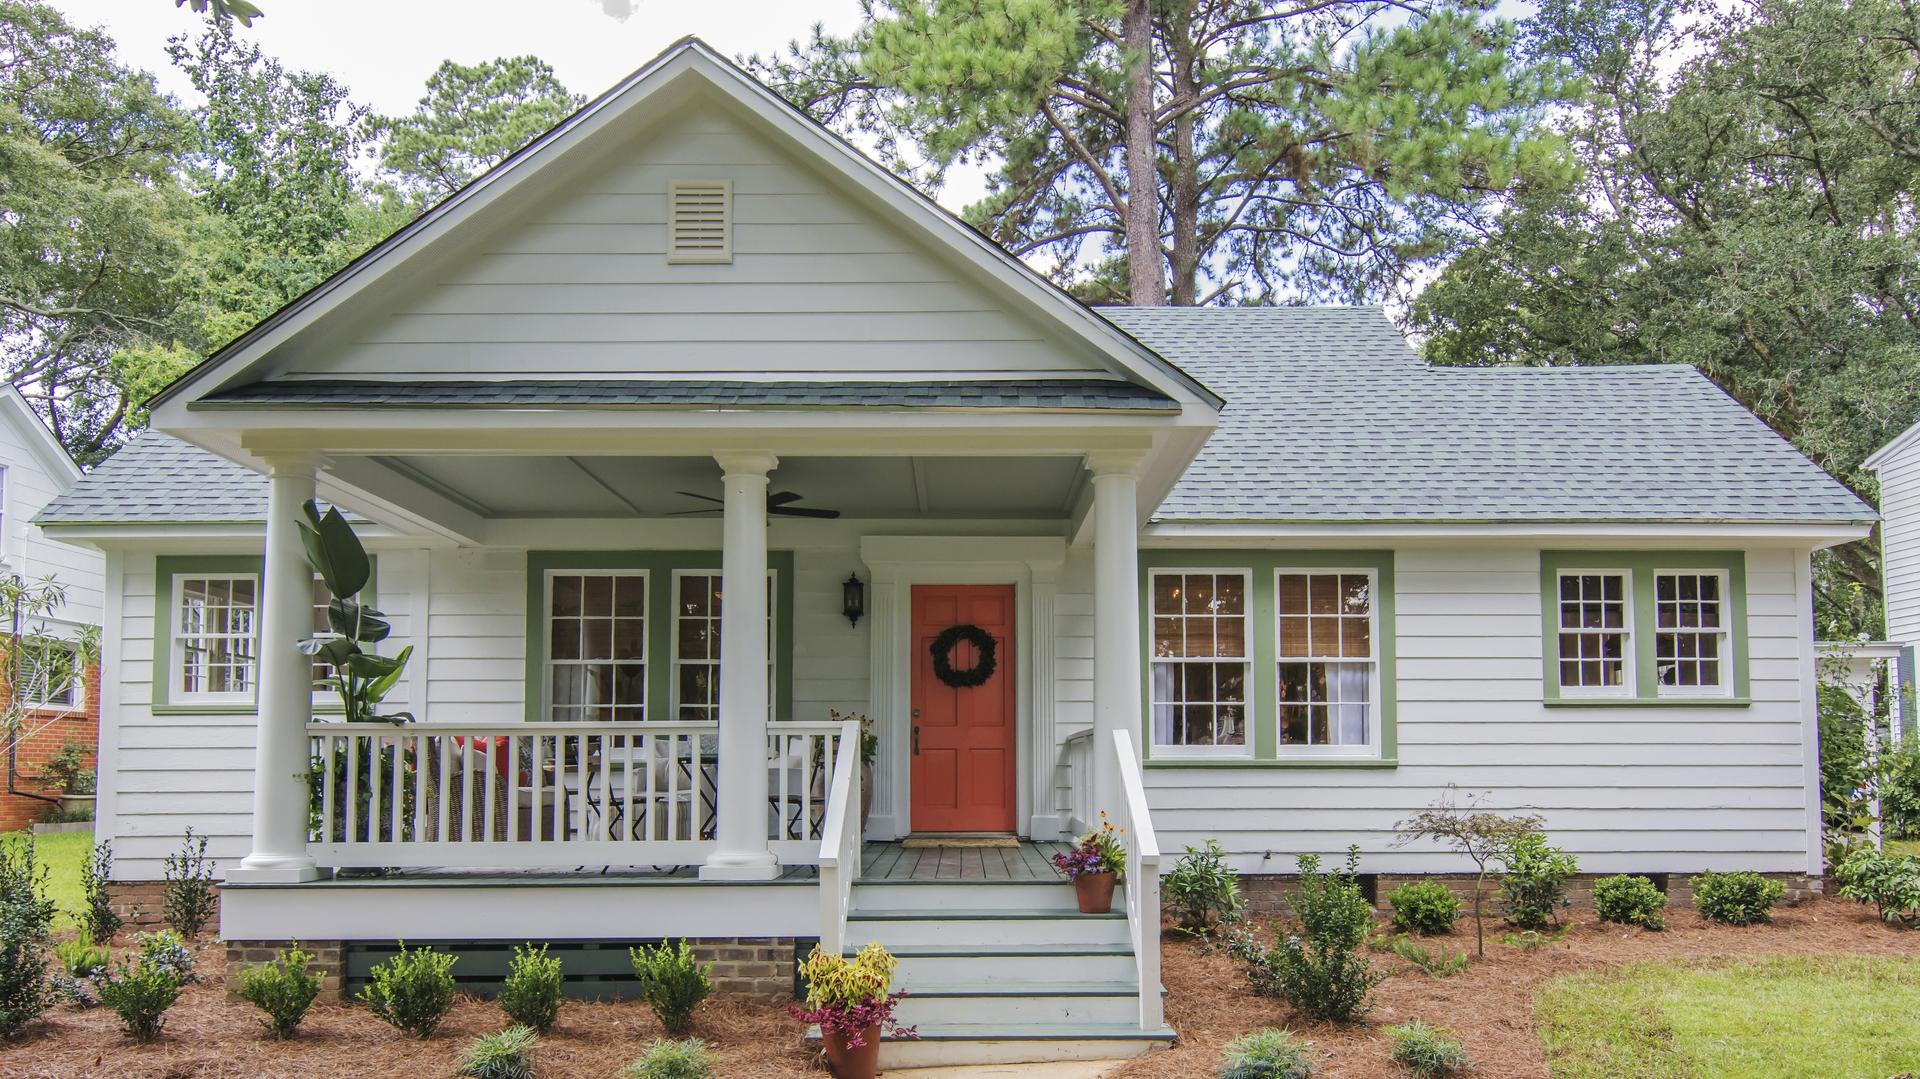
[1166,5,1201,305]
[1123,0,1165,305]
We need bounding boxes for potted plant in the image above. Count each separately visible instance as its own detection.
[790,942,915,1079]
[42,742,95,817]
[1052,812,1127,914]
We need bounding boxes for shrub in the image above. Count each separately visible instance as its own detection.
[134,930,197,985]
[238,945,325,1038]
[456,1025,539,1079]
[0,835,57,1040]
[629,939,711,1036]
[1388,937,1470,977]
[1394,791,1544,955]
[162,829,218,939]
[80,840,121,946]
[1593,875,1668,930]
[1387,1021,1470,1077]
[1498,832,1578,930]
[622,1037,716,1079]
[1835,847,1920,928]
[1691,871,1785,925]
[1166,840,1244,936]
[98,957,183,1042]
[51,939,108,1009]
[359,942,458,1038]
[1880,738,1920,838]
[1386,881,1459,936]
[1219,1027,1314,1079]
[498,942,564,1032]
[1229,848,1383,1022]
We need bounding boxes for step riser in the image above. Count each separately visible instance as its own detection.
[848,918,1129,948]
[877,1038,1161,1068]
[887,954,1139,985]
[894,994,1142,1027]
[854,882,1120,912]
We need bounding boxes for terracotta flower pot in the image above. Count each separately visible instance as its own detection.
[822,1023,883,1079]
[1075,870,1117,914]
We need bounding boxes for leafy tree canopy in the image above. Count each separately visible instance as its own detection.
[371,56,584,204]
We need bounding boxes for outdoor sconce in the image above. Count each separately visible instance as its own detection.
[842,573,866,627]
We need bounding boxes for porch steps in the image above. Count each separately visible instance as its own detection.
[832,877,1174,1067]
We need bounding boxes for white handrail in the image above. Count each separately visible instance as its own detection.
[1112,728,1162,1030]
[817,717,864,958]
[1061,728,1094,835]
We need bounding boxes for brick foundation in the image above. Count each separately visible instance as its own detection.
[688,936,800,999]
[106,880,224,931]
[224,940,346,997]
[1235,870,1822,916]
[1,664,100,833]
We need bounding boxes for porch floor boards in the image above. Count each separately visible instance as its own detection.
[858,840,1069,882]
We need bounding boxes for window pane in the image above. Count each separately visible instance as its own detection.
[1341,616,1370,659]
[552,576,582,617]
[1308,574,1339,614]
[1215,575,1246,615]
[1278,574,1307,615]
[1153,617,1184,658]
[1279,616,1307,658]
[1216,617,1246,658]
[1184,574,1215,616]
[1152,575,1182,616]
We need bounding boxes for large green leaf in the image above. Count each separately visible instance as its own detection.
[326,598,390,643]
[362,645,413,705]
[298,499,370,598]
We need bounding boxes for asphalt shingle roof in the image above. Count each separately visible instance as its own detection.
[1100,305,1873,524]
[36,306,1873,527]
[197,378,1179,411]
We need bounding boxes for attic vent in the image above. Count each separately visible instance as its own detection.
[668,180,732,263]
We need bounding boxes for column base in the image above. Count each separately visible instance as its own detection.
[699,851,781,882]
[227,853,325,884]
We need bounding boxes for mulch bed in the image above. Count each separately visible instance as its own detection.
[3,899,1916,1077]
[1115,897,1920,1079]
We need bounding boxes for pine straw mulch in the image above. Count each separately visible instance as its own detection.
[0,942,821,1079]
[1114,896,1920,1079]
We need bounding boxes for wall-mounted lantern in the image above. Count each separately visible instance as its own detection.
[842,574,866,627]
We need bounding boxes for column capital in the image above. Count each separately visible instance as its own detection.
[714,451,779,478]
[1084,450,1146,478]
[259,450,329,476]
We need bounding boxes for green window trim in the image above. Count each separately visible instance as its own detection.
[521,550,796,725]
[1138,549,1397,767]
[150,555,378,715]
[1539,550,1750,706]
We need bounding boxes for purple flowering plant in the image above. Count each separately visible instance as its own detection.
[1051,812,1127,881]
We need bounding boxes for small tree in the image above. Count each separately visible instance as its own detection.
[298,500,412,725]
[1395,789,1542,956]
[80,840,122,945]
[162,829,217,939]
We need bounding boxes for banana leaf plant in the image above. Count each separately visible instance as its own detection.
[297,499,412,725]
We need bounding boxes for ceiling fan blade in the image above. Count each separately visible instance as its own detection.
[665,508,721,516]
[771,505,841,519]
[675,490,725,504]
[767,491,803,506]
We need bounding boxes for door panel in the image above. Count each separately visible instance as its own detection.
[909,584,1016,833]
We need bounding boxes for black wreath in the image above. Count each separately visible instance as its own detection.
[930,624,998,688]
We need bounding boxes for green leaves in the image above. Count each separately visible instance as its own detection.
[176,0,264,27]
[297,500,370,599]
[369,56,583,203]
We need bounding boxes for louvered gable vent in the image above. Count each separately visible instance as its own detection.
[668,179,732,263]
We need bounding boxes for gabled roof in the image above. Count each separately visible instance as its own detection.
[147,37,1220,417]
[1104,306,1875,525]
[38,433,273,525]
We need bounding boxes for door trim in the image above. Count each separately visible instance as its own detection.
[859,536,1067,841]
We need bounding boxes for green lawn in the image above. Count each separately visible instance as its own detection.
[1890,837,1919,858]
[1,828,90,932]
[1538,955,1920,1078]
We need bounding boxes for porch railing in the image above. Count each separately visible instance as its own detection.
[1061,727,1095,835]
[1112,728,1163,1030]
[306,719,851,870]
[816,716,864,958]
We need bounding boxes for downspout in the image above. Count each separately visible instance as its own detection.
[4,573,62,809]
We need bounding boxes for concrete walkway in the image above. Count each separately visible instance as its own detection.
[879,1062,1131,1079]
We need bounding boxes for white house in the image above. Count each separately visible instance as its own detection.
[35,39,1874,1066]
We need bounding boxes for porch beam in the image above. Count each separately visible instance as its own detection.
[229,454,324,883]
[1088,451,1145,823]
[701,451,782,881]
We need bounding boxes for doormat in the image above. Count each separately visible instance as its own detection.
[899,836,1021,849]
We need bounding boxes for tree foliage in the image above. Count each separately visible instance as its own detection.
[1409,0,1920,634]
[751,0,1574,305]
[371,56,583,204]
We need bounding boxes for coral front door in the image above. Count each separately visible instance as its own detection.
[909,584,1017,833]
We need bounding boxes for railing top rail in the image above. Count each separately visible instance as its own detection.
[1112,728,1160,864]
[1063,727,1093,744]
[817,718,862,868]
[305,720,722,734]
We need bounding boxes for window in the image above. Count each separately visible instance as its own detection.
[173,575,258,702]
[1277,571,1379,751]
[1149,571,1250,754]
[19,638,79,709]
[545,572,646,722]
[1556,572,1631,694]
[1654,571,1728,693]
[673,571,777,722]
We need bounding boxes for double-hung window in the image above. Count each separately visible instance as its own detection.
[1653,571,1729,694]
[1542,553,1747,704]
[173,574,258,704]
[1555,572,1631,695]
[545,571,647,722]
[1277,571,1380,753]
[1149,571,1250,755]
[673,571,778,722]
[19,638,80,709]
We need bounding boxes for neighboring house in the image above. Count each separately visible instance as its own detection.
[35,39,1874,1066]
[0,384,104,832]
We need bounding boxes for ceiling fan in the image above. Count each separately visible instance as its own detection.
[672,490,842,519]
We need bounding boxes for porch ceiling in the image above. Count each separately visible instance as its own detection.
[370,453,1087,519]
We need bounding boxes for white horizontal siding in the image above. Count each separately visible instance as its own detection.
[1881,446,1920,642]
[1144,545,1821,875]
[0,411,101,627]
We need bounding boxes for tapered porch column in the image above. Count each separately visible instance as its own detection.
[230,454,323,883]
[1089,452,1144,819]
[701,452,781,881]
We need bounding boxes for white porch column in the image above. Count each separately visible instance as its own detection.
[231,454,322,883]
[1089,452,1144,819]
[702,452,781,881]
